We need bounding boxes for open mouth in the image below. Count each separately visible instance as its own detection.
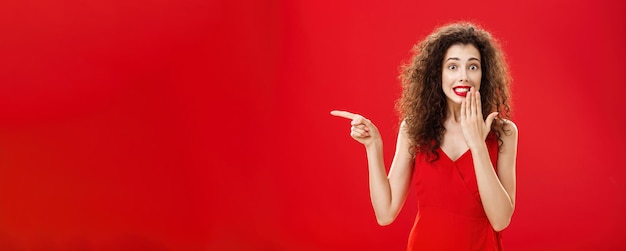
[453,86,471,97]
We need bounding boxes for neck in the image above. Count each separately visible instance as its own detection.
[446,102,462,123]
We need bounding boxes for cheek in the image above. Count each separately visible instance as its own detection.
[473,72,482,85]
[441,72,453,84]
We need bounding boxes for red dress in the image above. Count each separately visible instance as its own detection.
[408,135,503,251]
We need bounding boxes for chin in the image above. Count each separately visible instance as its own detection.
[446,97,463,105]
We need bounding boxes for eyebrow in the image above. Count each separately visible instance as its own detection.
[445,57,481,62]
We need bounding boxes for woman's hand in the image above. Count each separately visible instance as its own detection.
[330,110,381,148]
[460,88,498,150]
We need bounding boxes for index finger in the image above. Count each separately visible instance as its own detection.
[330,110,356,120]
[475,90,483,118]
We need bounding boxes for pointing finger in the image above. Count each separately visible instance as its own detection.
[330,110,356,120]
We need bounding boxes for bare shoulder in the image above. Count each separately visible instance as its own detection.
[497,119,518,139]
[400,118,408,128]
[399,119,410,136]
[496,119,518,153]
[396,119,415,160]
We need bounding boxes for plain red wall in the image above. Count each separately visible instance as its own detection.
[0,0,624,250]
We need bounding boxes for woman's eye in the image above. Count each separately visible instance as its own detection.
[469,65,479,70]
[448,65,457,70]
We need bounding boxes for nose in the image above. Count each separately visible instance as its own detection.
[459,68,468,82]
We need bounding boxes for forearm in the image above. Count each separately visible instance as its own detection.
[471,144,514,231]
[364,139,394,224]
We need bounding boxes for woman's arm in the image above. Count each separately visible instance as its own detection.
[366,120,414,225]
[331,111,414,226]
[459,89,518,231]
[471,120,517,231]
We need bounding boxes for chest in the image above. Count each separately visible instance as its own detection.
[439,126,469,162]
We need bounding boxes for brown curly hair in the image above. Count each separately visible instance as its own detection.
[396,22,512,161]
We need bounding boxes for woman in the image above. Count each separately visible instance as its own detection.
[331,22,518,250]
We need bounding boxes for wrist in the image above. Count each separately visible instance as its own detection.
[468,142,488,153]
[365,138,383,152]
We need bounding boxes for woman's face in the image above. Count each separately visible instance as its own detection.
[441,43,482,105]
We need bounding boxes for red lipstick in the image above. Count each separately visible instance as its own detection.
[453,86,471,97]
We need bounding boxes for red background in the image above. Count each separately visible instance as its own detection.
[0,0,625,250]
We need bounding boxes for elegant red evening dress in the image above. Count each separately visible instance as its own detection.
[407,134,503,251]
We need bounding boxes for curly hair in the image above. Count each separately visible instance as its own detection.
[396,22,512,161]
